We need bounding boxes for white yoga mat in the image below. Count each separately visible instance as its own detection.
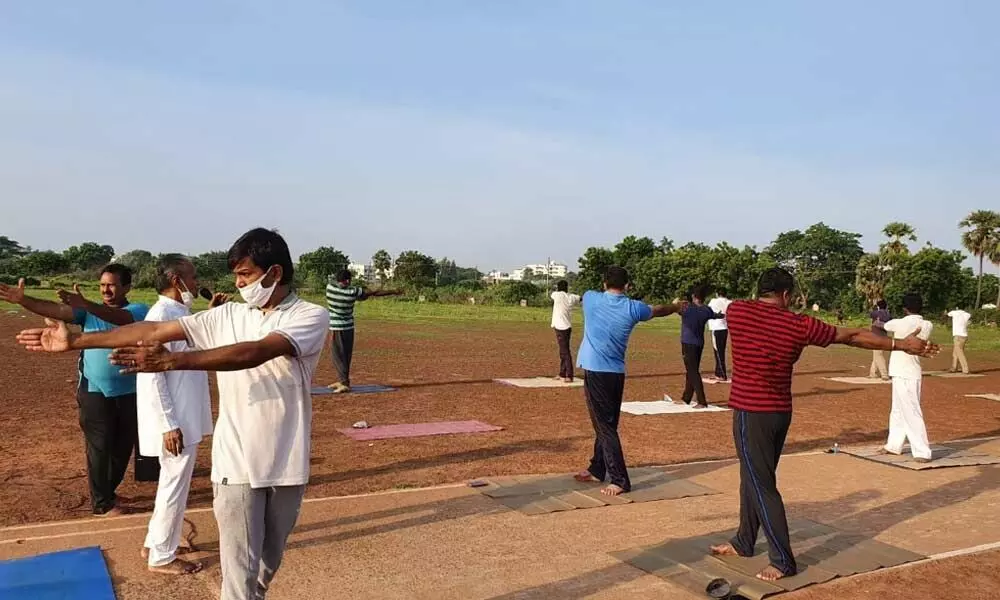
[495,377,584,388]
[823,377,891,385]
[621,400,729,415]
[966,394,1000,402]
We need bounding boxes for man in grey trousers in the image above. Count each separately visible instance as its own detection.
[325,269,401,393]
[16,229,328,599]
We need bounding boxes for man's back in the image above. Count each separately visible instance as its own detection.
[948,310,971,336]
[708,297,731,331]
[550,291,580,330]
[576,291,652,374]
[326,284,364,331]
[727,300,836,412]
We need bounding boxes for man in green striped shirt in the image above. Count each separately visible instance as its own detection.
[325,269,401,393]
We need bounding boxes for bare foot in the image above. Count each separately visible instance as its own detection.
[756,565,786,581]
[692,403,709,410]
[601,484,625,496]
[562,378,574,383]
[99,506,127,517]
[574,471,601,483]
[141,547,148,559]
[709,543,741,557]
[148,558,203,575]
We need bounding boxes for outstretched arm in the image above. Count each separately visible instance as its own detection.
[16,319,186,353]
[833,327,938,356]
[650,301,687,318]
[111,333,295,374]
[0,279,74,322]
[361,289,403,300]
[58,285,137,326]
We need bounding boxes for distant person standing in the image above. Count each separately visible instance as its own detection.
[679,285,725,408]
[325,270,402,393]
[707,288,732,382]
[574,267,683,496]
[868,300,891,380]
[550,280,581,383]
[0,265,149,516]
[883,293,934,462]
[947,307,972,374]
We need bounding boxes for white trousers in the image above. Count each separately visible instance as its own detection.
[885,378,931,460]
[144,444,198,566]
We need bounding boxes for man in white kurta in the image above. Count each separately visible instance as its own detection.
[137,255,219,574]
[883,293,934,462]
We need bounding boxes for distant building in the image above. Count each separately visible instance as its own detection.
[483,261,569,284]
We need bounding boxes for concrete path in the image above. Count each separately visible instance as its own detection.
[3,443,1000,599]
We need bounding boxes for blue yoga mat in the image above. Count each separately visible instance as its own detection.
[0,546,115,599]
[311,384,396,395]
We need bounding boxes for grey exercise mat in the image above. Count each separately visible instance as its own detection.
[611,518,925,599]
[477,467,717,515]
[841,439,1000,470]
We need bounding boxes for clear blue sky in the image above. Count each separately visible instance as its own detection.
[1,1,997,271]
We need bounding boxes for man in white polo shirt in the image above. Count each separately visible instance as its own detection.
[707,287,732,382]
[883,293,934,462]
[947,307,972,374]
[550,280,581,382]
[16,228,328,600]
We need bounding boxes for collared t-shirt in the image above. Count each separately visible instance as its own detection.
[708,297,732,331]
[870,309,891,337]
[576,290,653,374]
[948,310,971,338]
[73,302,150,398]
[178,294,328,488]
[680,304,719,346]
[550,291,581,331]
[136,296,213,457]
[326,284,365,331]
[884,315,933,380]
[727,300,838,413]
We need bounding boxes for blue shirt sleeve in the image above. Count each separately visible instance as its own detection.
[71,308,87,326]
[126,303,150,322]
[633,300,654,323]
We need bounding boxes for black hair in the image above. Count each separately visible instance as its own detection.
[556,280,568,292]
[604,266,629,290]
[902,292,923,314]
[153,253,192,293]
[101,263,133,287]
[227,228,294,285]
[716,287,727,297]
[757,267,795,297]
[692,284,710,302]
[877,299,887,310]
[337,269,352,282]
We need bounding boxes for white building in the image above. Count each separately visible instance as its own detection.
[348,262,395,282]
[525,262,568,278]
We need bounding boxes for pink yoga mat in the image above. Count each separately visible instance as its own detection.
[338,420,503,441]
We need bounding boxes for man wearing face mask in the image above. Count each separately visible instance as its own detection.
[137,254,228,575]
[16,228,328,600]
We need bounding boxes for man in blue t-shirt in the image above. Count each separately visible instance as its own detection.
[574,266,684,496]
[0,264,149,515]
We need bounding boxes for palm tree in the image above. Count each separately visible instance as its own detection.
[881,222,916,257]
[960,210,1000,309]
[988,233,1000,308]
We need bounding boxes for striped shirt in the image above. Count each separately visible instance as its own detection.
[727,300,837,413]
[325,284,365,330]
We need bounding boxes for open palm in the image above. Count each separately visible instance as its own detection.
[16,319,72,353]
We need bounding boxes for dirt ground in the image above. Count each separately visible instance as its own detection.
[1,310,998,598]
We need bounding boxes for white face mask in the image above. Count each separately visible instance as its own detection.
[178,281,195,308]
[239,268,278,308]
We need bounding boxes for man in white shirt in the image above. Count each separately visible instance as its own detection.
[883,293,934,462]
[550,280,581,383]
[707,288,733,382]
[947,308,972,374]
[16,229,328,600]
[137,254,226,575]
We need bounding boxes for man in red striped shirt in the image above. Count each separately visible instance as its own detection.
[710,268,937,582]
